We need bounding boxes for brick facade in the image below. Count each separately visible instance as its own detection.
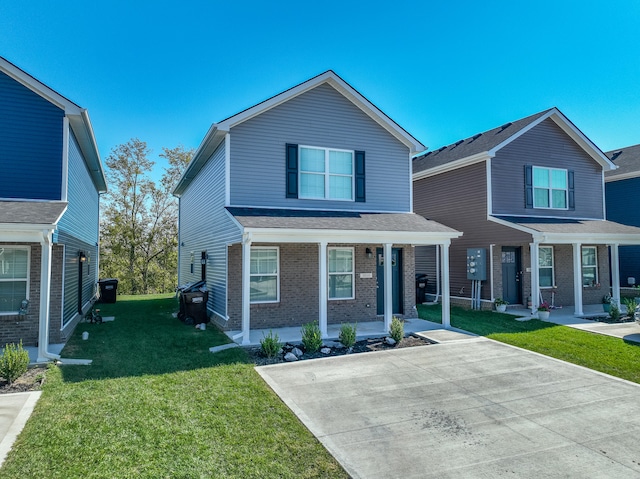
[224,243,416,331]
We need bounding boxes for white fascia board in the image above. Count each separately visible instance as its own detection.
[413,152,491,181]
[487,216,537,236]
[538,233,640,245]
[605,171,640,182]
[0,225,56,243]
[243,227,461,245]
[217,71,425,154]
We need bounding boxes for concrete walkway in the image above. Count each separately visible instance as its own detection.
[0,391,41,468]
[257,338,640,478]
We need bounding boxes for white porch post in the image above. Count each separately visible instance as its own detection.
[610,244,621,305]
[572,243,583,316]
[37,230,59,362]
[318,241,328,338]
[441,241,451,328]
[241,235,252,345]
[383,243,393,332]
[529,242,540,315]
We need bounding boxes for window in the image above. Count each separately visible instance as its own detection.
[329,247,354,300]
[250,247,279,303]
[299,146,354,200]
[0,247,29,315]
[533,167,568,209]
[582,246,598,287]
[538,246,554,288]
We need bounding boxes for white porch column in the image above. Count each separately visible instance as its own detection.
[529,242,540,315]
[37,230,59,362]
[383,243,393,332]
[441,242,451,328]
[318,241,328,338]
[241,235,252,345]
[610,244,621,305]
[572,243,583,316]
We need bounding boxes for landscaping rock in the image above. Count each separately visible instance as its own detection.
[292,347,304,358]
[284,352,298,362]
[385,337,396,346]
[320,347,331,355]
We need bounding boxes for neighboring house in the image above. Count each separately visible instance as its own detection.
[605,144,640,286]
[413,108,640,314]
[173,71,461,343]
[0,57,106,361]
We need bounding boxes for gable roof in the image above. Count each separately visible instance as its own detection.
[0,200,67,226]
[173,71,425,196]
[0,56,107,193]
[605,144,640,182]
[413,108,615,180]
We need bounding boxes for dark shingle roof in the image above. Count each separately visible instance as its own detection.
[413,109,553,174]
[227,207,459,234]
[605,144,640,178]
[494,216,640,236]
[0,201,67,225]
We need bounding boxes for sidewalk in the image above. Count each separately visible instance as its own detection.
[0,391,41,468]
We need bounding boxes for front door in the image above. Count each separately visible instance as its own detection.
[501,246,522,304]
[376,248,403,315]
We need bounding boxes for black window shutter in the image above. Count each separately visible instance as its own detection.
[286,143,298,198]
[355,150,366,202]
[524,165,533,208]
[567,170,575,210]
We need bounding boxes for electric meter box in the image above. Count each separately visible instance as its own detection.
[466,248,487,281]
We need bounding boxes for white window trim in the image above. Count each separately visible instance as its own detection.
[533,166,569,210]
[538,245,555,289]
[250,246,280,304]
[0,245,31,316]
[299,145,355,201]
[581,246,599,287]
[328,246,355,300]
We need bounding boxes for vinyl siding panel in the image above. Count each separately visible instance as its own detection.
[0,71,64,200]
[491,118,604,219]
[413,162,531,300]
[179,142,241,319]
[57,130,100,243]
[229,83,411,212]
[606,177,640,284]
[415,245,437,294]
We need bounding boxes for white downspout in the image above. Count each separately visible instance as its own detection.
[37,229,60,362]
[441,241,451,328]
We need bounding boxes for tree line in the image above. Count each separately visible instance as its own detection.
[99,138,192,295]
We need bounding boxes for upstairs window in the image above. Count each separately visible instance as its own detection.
[533,167,567,209]
[299,146,354,200]
[0,247,29,315]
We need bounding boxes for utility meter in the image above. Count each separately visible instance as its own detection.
[466,248,487,281]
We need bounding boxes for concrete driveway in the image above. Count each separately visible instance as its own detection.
[257,337,640,478]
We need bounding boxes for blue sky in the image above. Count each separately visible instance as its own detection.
[2,1,639,177]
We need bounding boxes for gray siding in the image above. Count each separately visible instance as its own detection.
[57,130,100,244]
[491,118,605,219]
[229,83,411,212]
[415,245,437,294]
[178,142,241,319]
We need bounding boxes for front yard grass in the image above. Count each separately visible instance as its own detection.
[417,304,640,384]
[0,294,347,479]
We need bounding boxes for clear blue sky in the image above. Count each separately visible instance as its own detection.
[2,1,639,178]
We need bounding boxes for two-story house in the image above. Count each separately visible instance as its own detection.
[413,108,640,315]
[0,57,106,361]
[605,144,640,287]
[173,71,461,344]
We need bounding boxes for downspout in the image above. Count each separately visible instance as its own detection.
[37,229,61,362]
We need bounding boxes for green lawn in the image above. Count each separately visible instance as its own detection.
[418,304,640,384]
[0,295,347,479]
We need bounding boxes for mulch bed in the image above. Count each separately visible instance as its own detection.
[0,366,47,394]
[583,315,638,324]
[247,334,435,366]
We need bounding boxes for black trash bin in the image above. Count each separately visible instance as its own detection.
[98,278,119,303]
[415,274,428,304]
[176,281,209,325]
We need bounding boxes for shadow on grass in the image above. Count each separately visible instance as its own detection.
[60,294,249,383]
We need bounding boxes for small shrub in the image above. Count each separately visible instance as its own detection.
[390,316,404,343]
[0,340,30,384]
[260,331,281,358]
[609,301,621,321]
[339,323,357,348]
[301,321,323,353]
[622,297,638,317]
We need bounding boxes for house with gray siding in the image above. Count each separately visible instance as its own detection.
[173,71,461,344]
[605,144,640,287]
[0,56,106,361]
[413,108,640,315]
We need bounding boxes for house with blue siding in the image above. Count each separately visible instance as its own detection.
[413,108,640,315]
[605,144,640,287]
[173,71,461,344]
[0,56,106,361]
